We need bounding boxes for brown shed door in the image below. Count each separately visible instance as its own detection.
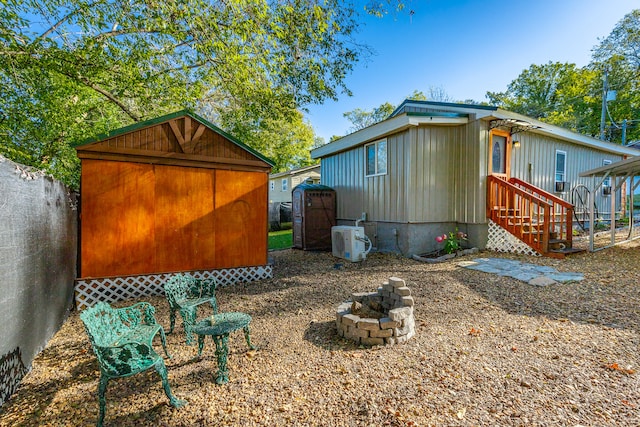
[155,165,216,272]
[292,190,303,248]
[80,160,267,278]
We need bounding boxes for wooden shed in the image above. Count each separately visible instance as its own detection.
[74,110,274,309]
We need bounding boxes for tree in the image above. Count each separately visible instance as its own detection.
[591,9,640,143]
[486,10,640,144]
[0,0,381,187]
[219,106,317,173]
[343,102,395,132]
[408,86,453,102]
[592,9,640,73]
[342,87,454,134]
[486,62,588,120]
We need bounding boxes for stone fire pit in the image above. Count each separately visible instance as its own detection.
[336,277,415,346]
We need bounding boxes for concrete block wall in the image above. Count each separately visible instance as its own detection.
[0,157,77,406]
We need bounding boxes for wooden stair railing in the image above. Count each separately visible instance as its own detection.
[508,177,574,251]
[487,175,575,258]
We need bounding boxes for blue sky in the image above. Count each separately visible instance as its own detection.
[306,0,637,142]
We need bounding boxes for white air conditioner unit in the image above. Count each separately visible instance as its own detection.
[332,226,367,262]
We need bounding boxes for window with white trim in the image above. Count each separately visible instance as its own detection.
[281,178,288,192]
[555,150,567,184]
[602,159,612,193]
[365,139,387,177]
[270,181,275,191]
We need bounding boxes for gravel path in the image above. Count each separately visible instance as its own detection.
[1,245,639,426]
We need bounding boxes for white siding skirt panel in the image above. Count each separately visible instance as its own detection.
[74,265,273,310]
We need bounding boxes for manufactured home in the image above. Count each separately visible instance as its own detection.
[269,164,321,204]
[75,110,273,309]
[311,100,638,258]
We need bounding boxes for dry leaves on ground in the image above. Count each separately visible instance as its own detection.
[1,243,639,426]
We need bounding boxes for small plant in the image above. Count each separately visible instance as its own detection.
[435,229,468,254]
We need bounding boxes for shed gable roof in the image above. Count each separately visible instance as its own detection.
[76,110,274,171]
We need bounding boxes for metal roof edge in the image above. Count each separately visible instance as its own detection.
[390,99,497,117]
[311,114,468,159]
[269,164,320,179]
[491,109,639,157]
[579,155,640,177]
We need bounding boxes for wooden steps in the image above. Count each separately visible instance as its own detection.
[487,176,577,259]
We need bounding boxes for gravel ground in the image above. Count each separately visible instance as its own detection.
[1,244,639,426]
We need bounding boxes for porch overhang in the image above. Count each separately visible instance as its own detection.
[579,156,640,252]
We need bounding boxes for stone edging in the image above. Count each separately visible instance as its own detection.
[411,247,479,263]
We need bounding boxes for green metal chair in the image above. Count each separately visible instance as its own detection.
[80,301,186,427]
[163,274,218,345]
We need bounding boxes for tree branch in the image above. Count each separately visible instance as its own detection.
[80,78,141,121]
[36,2,101,41]
[94,28,167,41]
[56,69,141,121]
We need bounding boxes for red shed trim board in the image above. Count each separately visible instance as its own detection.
[74,110,274,309]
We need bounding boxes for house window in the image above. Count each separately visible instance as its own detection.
[281,179,288,192]
[555,150,567,184]
[365,139,387,177]
[270,181,275,191]
[602,159,612,193]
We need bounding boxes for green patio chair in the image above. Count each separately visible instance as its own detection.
[163,274,218,345]
[80,301,186,427]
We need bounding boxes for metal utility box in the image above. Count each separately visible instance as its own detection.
[292,183,336,250]
[331,225,367,262]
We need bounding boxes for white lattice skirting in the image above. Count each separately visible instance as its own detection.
[486,220,541,257]
[75,265,273,311]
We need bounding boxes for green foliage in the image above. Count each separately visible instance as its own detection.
[486,62,588,119]
[343,102,395,132]
[0,0,378,188]
[435,229,468,254]
[341,86,455,134]
[408,86,452,102]
[487,9,640,144]
[219,107,318,173]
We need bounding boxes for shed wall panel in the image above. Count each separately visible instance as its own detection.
[214,170,268,268]
[80,160,156,277]
[80,160,268,278]
[154,166,216,271]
